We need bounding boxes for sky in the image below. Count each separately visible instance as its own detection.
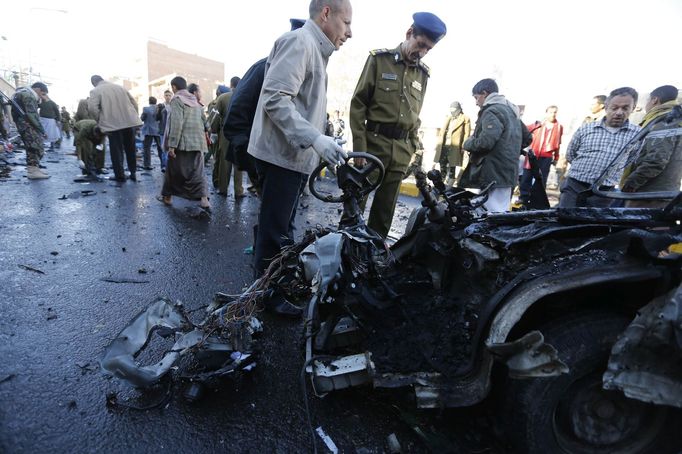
[2,0,681,131]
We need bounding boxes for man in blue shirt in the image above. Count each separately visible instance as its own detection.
[559,87,641,207]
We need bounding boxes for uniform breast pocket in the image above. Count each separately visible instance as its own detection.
[376,81,399,99]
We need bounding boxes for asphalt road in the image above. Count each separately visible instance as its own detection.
[0,141,501,453]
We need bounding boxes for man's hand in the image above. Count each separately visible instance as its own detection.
[168,148,176,159]
[312,135,347,166]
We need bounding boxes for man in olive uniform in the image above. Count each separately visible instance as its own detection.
[73,119,105,179]
[434,101,471,186]
[205,84,230,165]
[60,106,72,139]
[11,82,50,179]
[74,97,106,172]
[211,77,244,198]
[350,12,446,238]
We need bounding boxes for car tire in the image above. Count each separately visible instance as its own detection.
[502,312,680,454]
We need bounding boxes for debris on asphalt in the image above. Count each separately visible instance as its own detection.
[76,361,99,374]
[58,190,98,200]
[386,433,401,453]
[47,308,58,320]
[101,297,260,389]
[18,264,45,274]
[187,207,211,219]
[50,251,59,256]
[315,426,338,454]
[0,373,16,384]
[100,277,150,284]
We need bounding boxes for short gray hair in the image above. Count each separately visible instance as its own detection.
[309,0,344,18]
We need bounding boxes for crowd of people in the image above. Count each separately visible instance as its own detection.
[2,0,681,313]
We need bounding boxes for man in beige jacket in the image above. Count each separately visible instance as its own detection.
[88,75,142,182]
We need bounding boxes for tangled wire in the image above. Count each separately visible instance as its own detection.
[216,228,331,324]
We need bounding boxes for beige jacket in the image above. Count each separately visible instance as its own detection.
[88,81,142,133]
[247,20,335,174]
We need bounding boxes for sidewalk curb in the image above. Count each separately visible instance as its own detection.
[399,180,420,197]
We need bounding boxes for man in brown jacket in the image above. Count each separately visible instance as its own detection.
[434,101,470,186]
[88,75,142,182]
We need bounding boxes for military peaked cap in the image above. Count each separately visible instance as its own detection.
[412,12,446,43]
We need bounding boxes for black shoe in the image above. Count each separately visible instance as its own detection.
[265,293,302,318]
[129,173,137,182]
[108,175,126,182]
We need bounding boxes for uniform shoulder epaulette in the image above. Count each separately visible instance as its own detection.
[369,48,391,56]
[418,61,431,76]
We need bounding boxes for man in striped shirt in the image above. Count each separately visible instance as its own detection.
[559,87,641,207]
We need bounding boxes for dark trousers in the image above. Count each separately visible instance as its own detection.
[108,127,137,179]
[253,159,307,278]
[558,177,614,208]
[519,157,553,203]
[143,135,162,168]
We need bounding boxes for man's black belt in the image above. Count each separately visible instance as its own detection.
[366,120,409,140]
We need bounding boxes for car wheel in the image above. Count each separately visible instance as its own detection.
[502,312,679,454]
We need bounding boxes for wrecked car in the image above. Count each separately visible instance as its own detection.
[104,138,682,452]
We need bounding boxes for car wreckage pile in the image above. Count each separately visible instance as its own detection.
[102,152,682,452]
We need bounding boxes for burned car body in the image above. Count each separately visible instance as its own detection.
[299,150,682,453]
[103,149,682,452]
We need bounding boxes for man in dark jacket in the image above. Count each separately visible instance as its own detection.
[223,19,306,195]
[621,85,682,207]
[461,78,524,212]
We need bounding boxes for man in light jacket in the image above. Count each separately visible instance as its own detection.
[88,75,142,182]
[247,0,352,316]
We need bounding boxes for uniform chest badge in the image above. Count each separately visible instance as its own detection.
[381,73,398,81]
[411,81,422,92]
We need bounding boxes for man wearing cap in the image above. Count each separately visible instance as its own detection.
[350,12,446,238]
[11,82,50,179]
[435,101,471,187]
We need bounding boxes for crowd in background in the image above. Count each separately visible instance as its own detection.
[2,1,681,313]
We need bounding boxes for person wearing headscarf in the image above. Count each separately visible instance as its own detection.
[160,76,210,211]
